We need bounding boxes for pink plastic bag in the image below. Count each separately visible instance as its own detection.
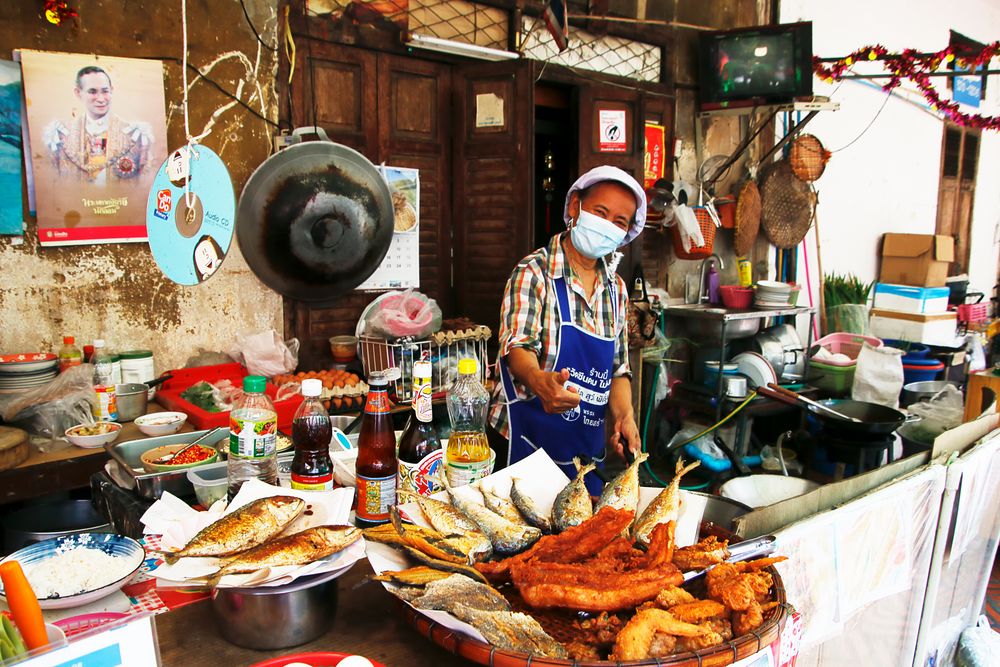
[366,289,442,340]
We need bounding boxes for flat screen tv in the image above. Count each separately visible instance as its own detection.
[699,22,813,107]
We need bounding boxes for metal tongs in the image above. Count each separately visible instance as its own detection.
[151,427,226,464]
[682,535,778,583]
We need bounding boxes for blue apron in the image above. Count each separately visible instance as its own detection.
[500,275,618,495]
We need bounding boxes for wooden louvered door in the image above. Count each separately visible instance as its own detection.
[287,43,452,369]
[452,60,535,337]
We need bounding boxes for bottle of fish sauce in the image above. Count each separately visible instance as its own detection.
[355,374,397,527]
[291,378,334,491]
[397,360,443,498]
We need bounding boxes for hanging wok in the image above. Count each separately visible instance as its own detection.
[236,127,394,301]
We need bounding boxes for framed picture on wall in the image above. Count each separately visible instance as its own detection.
[19,49,167,246]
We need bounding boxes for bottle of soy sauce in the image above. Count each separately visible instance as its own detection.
[290,378,333,491]
[355,374,397,527]
[397,360,443,498]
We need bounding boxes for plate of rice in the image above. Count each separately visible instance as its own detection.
[0,533,145,609]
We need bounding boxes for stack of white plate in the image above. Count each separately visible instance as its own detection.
[0,353,59,392]
[755,280,794,309]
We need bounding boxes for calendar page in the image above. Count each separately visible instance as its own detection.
[357,165,420,290]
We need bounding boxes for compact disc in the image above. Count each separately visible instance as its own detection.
[146,146,235,285]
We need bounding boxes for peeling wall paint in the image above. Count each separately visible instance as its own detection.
[0,1,283,371]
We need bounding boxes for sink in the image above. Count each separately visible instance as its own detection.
[663,303,760,340]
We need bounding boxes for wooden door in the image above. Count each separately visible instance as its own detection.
[287,43,451,369]
[452,60,535,336]
[935,123,980,274]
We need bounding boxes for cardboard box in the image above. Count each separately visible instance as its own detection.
[869,309,960,346]
[879,233,955,287]
[872,283,951,314]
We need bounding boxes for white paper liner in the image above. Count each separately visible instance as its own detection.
[369,449,707,647]
[143,479,363,588]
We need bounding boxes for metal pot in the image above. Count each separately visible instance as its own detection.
[115,383,148,422]
[211,569,340,650]
[901,380,960,408]
[753,331,786,378]
[762,323,805,380]
[3,500,111,554]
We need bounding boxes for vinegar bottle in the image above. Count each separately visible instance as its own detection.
[445,358,492,487]
[291,378,334,491]
[355,374,397,526]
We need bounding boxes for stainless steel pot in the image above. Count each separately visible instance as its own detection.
[901,380,960,408]
[211,569,340,649]
[115,383,148,422]
[3,500,111,554]
[753,331,786,378]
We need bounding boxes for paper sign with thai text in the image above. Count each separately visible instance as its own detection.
[598,108,627,152]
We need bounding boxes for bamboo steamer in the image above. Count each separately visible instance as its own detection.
[400,566,789,667]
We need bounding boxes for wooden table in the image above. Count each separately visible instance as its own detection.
[0,403,192,504]
[155,562,468,666]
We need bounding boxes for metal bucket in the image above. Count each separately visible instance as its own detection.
[211,569,340,649]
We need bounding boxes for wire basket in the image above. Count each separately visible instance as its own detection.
[359,336,489,402]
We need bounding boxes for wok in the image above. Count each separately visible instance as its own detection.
[807,399,917,436]
[236,127,394,301]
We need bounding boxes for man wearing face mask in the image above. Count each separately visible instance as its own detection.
[487,165,647,494]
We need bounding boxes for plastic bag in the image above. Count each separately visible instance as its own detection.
[365,289,442,341]
[229,330,299,377]
[852,342,904,408]
[826,304,869,335]
[0,364,95,452]
[956,615,1000,667]
[673,204,705,252]
[902,384,965,442]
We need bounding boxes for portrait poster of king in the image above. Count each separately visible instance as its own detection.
[20,50,167,246]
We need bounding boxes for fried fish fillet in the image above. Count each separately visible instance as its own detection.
[668,599,727,624]
[672,535,730,571]
[372,566,454,587]
[450,603,568,659]
[411,574,511,614]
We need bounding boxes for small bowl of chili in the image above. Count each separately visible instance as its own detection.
[140,443,219,473]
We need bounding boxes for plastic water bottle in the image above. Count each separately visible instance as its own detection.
[227,375,278,499]
[91,339,118,421]
[445,358,492,487]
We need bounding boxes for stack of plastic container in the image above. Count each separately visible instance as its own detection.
[809,332,883,396]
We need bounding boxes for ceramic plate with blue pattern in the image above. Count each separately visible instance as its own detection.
[0,533,145,610]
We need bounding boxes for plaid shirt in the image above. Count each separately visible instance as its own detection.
[488,233,630,438]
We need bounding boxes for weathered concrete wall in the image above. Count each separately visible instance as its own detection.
[0,0,282,371]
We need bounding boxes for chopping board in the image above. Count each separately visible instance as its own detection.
[0,425,29,470]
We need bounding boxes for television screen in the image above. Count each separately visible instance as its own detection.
[699,22,813,106]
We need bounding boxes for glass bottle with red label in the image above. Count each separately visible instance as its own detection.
[355,374,397,527]
[396,360,443,498]
[291,378,333,491]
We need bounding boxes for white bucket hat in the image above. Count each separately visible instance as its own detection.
[562,165,648,246]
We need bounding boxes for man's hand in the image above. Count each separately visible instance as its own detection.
[529,367,582,415]
[609,411,641,459]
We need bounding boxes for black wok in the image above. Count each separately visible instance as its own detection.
[807,399,917,436]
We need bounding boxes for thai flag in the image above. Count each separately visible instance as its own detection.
[543,0,569,52]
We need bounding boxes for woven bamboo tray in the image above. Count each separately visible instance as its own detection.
[400,567,789,667]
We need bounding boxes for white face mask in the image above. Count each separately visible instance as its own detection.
[570,210,627,259]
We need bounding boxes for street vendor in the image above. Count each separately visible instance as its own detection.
[487,165,647,494]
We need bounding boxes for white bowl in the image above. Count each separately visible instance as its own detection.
[719,474,820,508]
[65,422,122,449]
[133,411,188,436]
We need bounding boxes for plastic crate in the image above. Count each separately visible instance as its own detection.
[813,332,883,366]
[957,302,989,324]
[808,360,856,396]
[155,362,304,431]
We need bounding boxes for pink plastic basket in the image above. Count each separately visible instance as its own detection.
[813,332,883,367]
[957,302,989,324]
[53,612,129,638]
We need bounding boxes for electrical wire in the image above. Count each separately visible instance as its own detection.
[829,89,893,153]
[240,0,278,51]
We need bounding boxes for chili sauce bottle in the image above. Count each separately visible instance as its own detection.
[291,378,334,491]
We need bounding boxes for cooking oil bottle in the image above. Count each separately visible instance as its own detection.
[445,358,491,487]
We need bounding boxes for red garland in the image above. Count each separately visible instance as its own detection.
[814,42,1000,131]
[43,0,77,25]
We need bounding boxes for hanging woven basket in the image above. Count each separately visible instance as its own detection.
[789,134,831,183]
[734,179,761,256]
[760,159,814,249]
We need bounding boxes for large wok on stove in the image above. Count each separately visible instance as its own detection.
[236,127,394,301]
[758,384,918,437]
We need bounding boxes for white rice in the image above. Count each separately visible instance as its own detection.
[24,547,136,598]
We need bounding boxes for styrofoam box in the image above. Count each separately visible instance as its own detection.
[869,309,960,347]
[873,283,951,314]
